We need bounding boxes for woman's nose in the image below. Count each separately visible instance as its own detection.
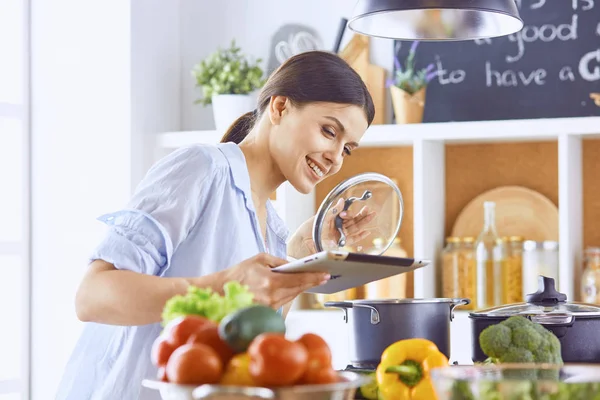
[324,147,344,166]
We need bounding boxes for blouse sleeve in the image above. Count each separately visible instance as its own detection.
[89,145,221,276]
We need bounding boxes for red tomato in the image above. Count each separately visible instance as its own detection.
[296,333,334,384]
[151,336,177,367]
[305,366,340,385]
[165,343,223,385]
[187,325,235,365]
[164,316,216,347]
[248,333,308,387]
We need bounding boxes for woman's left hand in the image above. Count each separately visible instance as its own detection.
[287,198,376,260]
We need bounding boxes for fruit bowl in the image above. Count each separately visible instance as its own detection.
[142,370,370,400]
[430,364,600,399]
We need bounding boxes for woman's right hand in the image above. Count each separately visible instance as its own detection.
[221,253,330,310]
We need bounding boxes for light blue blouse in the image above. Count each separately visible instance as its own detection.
[55,142,289,400]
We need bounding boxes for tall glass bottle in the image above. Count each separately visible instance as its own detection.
[475,201,502,309]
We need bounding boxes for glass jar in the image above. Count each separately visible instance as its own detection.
[364,238,408,299]
[441,237,476,309]
[582,247,600,304]
[501,236,524,304]
[441,236,462,298]
[522,240,559,297]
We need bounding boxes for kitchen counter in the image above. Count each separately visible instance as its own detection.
[285,309,474,369]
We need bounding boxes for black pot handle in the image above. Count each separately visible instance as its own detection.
[324,301,352,323]
[529,314,575,339]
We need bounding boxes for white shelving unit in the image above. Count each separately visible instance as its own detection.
[152,116,600,302]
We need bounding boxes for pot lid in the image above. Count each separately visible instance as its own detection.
[470,276,600,318]
[312,172,404,255]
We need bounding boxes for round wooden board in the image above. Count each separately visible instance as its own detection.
[451,186,559,242]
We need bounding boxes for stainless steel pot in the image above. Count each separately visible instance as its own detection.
[325,298,470,366]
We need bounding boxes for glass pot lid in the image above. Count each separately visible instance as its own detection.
[312,172,404,255]
[470,276,600,318]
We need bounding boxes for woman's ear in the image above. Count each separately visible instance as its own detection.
[268,96,289,126]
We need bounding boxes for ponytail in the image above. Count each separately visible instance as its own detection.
[220,110,257,144]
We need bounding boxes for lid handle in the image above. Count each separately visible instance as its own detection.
[335,190,372,247]
[525,276,567,304]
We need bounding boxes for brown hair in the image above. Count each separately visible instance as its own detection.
[220,51,375,144]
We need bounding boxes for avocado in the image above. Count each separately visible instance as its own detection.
[218,305,286,353]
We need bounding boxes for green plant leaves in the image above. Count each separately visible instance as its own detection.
[191,40,266,106]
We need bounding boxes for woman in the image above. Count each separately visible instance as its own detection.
[55,50,375,400]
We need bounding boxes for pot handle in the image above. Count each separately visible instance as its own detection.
[352,304,381,325]
[529,314,575,339]
[324,301,352,323]
[530,314,575,327]
[450,298,471,321]
[193,385,275,399]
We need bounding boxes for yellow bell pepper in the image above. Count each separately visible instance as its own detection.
[219,353,256,386]
[376,338,449,400]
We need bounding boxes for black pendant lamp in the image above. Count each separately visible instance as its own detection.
[347,0,524,41]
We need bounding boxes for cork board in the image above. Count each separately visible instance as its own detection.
[315,147,414,297]
[583,138,600,248]
[445,141,559,238]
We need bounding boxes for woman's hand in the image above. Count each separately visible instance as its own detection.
[221,253,330,310]
[287,198,376,260]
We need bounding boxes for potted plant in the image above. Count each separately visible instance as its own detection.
[192,40,266,131]
[388,41,437,124]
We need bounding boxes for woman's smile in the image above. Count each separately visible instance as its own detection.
[305,156,325,180]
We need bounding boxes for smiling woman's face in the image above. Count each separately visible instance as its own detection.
[268,97,369,194]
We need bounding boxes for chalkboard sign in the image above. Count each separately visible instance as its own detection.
[393,0,600,122]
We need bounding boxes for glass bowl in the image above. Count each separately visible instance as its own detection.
[430,364,600,400]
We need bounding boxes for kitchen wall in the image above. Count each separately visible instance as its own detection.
[30,1,180,398]
[179,0,395,131]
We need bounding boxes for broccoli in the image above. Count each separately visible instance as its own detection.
[479,316,563,365]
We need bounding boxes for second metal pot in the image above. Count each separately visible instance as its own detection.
[324,298,470,367]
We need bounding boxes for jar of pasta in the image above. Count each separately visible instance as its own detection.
[442,237,475,309]
[364,237,407,299]
[501,236,524,304]
[459,237,477,310]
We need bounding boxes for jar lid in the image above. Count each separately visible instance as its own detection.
[470,276,600,318]
[312,172,403,255]
[524,240,559,251]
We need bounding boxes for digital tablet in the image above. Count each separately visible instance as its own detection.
[272,251,430,294]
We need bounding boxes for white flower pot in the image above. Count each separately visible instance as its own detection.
[211,93,257,132]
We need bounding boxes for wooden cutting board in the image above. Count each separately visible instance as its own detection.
[451,186,559,241]
[339,34,386,125]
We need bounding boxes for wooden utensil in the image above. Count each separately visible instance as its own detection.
[339,34,386,125]
[451,185,559,241]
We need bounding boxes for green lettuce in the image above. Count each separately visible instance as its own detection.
[161,281,255,325]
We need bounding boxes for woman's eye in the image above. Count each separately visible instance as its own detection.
[344,147,352,156]
[322,127,335,137]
